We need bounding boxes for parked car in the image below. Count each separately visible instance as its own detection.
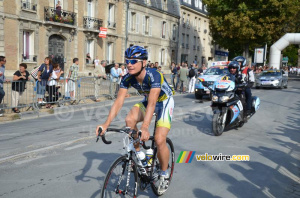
[255,70,288,89]
[195,65,230,99]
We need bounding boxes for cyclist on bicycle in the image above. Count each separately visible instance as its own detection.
[95,45,175,193]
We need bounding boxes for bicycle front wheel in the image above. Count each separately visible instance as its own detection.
[150,138,175,196]
[100,155,138,198]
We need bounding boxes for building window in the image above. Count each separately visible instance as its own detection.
[129,12,140,32]
[144,46,151,61]
[186,34,189,49]
[54,0,63,9]
[108,4,115,28]
[107,42,114,64]
[86,39,94,63]
[87,0,94,17]
[143,16,152,35]
[23,31,35,62]
[188,0,191,4]
[162,21,166,38]
[198,19,201,31]
[160,48,165,65]
[162,0,167,10]
[204,4,207,12]
[172,24,176,41]
[199,0,203,9]
[182,33,185,48]
[195,0,198,7]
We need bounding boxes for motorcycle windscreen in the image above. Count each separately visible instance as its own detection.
[252,96,260,111]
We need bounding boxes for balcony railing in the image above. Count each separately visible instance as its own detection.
[44,7,76,26]
[22,54,37,62]
[193,45,196,50]
[186,44,189,49]
[21,1,37,11]
[108,21,116,28]
[182,43,185,48]
[83,16,103,30]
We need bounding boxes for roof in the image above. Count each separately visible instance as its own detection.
[131,0,181,18]
[179,0,208,15]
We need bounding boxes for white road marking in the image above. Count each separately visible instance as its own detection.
[14,156,46,165]
[64,144,87,151]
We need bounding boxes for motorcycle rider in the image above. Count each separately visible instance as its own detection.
[232,56,255,116]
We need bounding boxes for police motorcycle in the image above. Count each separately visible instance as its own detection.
[204,77,260,136]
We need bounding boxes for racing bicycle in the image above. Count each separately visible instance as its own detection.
[98,114,175,197]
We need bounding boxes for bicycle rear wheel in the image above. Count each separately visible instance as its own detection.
[100,155,138,198]
[150,138,175,196]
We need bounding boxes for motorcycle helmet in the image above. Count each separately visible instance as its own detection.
[232,56,246,68]
[228,61,240,72]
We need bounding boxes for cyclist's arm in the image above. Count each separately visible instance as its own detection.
[104,88,128,126]
[141,88,161,130]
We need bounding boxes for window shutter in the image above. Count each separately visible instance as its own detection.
[142,15,146,35]
[159,49,162,65]
[165,48,168,66]
[166,22,169,39]
[128,11,131,32]
[136,13,139,33]
[149,17,153,36]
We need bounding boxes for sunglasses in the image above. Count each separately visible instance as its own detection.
[125,59,143,65]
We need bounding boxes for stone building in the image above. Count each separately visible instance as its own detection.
[0,0,126,76]
[126,0,180,70]
[178,0,228,66]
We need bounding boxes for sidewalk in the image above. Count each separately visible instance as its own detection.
[0,94,144,123]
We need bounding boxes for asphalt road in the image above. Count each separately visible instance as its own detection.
[0,78,299,198]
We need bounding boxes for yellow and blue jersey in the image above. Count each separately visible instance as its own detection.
[120,68,174,102]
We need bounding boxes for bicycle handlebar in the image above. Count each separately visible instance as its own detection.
[96,127,151,149]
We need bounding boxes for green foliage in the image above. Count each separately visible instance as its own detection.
[203,0,300,58]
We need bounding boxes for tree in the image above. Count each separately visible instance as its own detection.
[282,45,299,66]
[203,0,300,62]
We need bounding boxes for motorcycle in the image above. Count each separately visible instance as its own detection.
[206,79,260,136]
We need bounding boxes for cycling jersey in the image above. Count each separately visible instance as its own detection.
[120,68,175,102]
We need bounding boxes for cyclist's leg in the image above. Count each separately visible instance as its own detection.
[125,101,146,151]
[154,97,174,172]
[154,127,169,171]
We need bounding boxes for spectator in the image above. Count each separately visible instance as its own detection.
[37,57,53,104]
[170,62,177,88]
[93,60,107,102]
[56,0,62,17]
[178,63,189,93]
[202,63,207,73]
[11,63,30,113]
[146,61,151,68]
[175,63,181,91]
[154,62,159,69]
[188,63,197,93]
[150,63,154,68]
[67,58,79,101]
[46,63,64,108]
[110,63,121,97]
[0,56,10,116]
[157,66,164,75]
[94,56,100,67]
[198,65,203,75]
[86,53,91,64]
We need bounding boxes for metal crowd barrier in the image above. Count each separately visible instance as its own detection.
[0,74,175,116]
[0,80,37,113]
